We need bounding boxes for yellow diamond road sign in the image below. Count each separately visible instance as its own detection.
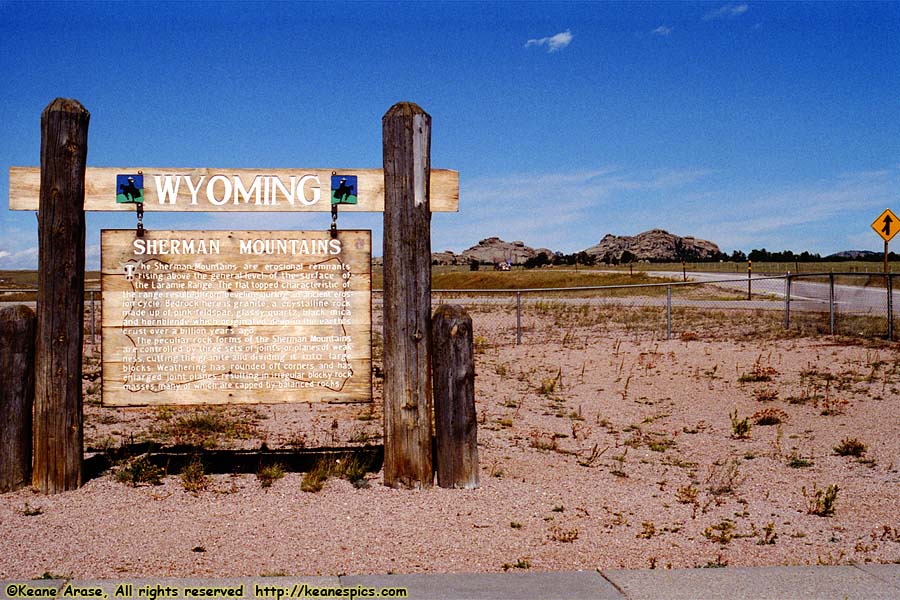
[872,208,899,243]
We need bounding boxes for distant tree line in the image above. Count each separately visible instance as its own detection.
[493,248,900,270]
[523,251,597,269]
[741,249,900,262]
[523,249,708,268]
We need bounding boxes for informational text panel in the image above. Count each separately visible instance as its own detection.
[101,230,371,406]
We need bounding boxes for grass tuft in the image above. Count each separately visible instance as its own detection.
[805,484,839,517]
[730,409,752,439]
[115,454,164,487]
[833,438,867,457]
[257,463,285,488]
[301,453,373,493]
[180,457,210,493]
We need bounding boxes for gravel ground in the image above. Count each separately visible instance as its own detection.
[2,313,899,579]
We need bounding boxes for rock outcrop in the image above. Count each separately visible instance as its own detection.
[430,251,463,266]
[827,250,878,260]
[422,231,721,265]
[431,238,553,266]
[583,229,722,263]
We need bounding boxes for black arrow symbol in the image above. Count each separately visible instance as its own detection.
[882,214,893,237]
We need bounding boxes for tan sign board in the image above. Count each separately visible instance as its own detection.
[9,167,458,212]
[101,229,371,406]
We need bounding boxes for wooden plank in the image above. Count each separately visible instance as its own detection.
[382,102,434,489]
[10,166,459,212]
[432,304,479,489]
[33,98,89,494]
[101,229,372,406]
[0,305,36,492]
[84,445,384,480]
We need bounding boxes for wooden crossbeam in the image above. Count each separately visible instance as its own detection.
[9,166,458,212]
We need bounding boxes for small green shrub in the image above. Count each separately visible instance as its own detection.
[549,526,579,543]
[758,522,777,545]
[115,455,164,486]
[257,463,285,488]
[703,519,735,544]
[675,485,700,505]
[646,432,676,452]
[805,484,839,517]
[833,438,867,457]
[180,457,210,493]
[637,521,657,539]
[730,409,752,439]
[501,558,531,571]
[786,451,813,468]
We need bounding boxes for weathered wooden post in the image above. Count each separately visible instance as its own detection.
[1,305,36,492]
[382,102,434,488]
[432,305,479,489]
[33,98,89,493]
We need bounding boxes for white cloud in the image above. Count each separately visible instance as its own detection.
[434,166,711,253]
[703,3,749,21]
[652,25,673,36]
[525,30,573,53]
[654,170,897,253]
[442,165,898,256]
[0,246,38,269]
[85,244,101,270]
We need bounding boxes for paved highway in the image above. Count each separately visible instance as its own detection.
[670,271,898,315]
[3,272,897,316]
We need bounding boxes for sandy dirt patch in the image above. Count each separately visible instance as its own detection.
[2,311,899,579]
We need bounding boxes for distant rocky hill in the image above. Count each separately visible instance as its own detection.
[422,230,721,266]
[827,250,878,260]
[583,229,722,263]
[432,237,553,266]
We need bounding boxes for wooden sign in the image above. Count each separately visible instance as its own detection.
[101,229,371,406]
[9,167,458,212]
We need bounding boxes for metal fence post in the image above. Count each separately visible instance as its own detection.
[829,272,835,335]
[747,261,752,300]
[783,275,791,330]
[666,285,672,340]
[515,290,522,345]
[90,290,95,346]
[888,274,894,341]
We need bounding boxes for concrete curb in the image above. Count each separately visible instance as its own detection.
[2,565,899,600]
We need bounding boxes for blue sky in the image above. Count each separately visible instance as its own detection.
[1,0,898,268]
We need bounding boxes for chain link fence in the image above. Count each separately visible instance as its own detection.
[403,276,789,345]
[785,273,896,340]
[375,273,899,347]
[2,273,896,352]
